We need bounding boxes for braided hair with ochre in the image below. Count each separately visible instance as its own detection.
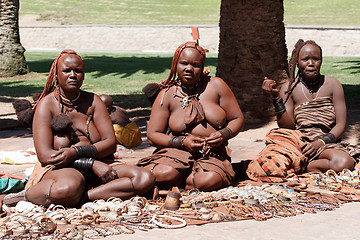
[32,49,84,111]
[284,39,322,103]
[160,41,208,89]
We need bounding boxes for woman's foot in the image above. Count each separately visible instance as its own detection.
[2,189,27,207]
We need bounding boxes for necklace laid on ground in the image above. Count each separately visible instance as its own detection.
[300,76,323,101]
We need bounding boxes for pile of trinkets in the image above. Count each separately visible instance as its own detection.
[312,169,360,192]
[2,172,358,239]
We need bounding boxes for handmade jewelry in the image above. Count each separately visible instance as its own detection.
[59,91,81,106]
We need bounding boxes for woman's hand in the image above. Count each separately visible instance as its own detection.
[92,160,118,183]
[302,141,324,158]
[182,135,204,154]
[262,77,279,99]
[204,131,225,148]
[49,148,76,168]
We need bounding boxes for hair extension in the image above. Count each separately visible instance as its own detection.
[284,39,322,103]
[32,49,84,111]
[50,113,73,132]
[160,41,207,89]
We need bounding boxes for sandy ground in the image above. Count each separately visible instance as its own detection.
[1,17,360,239]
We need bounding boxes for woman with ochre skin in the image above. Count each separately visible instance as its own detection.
[3,50,154,207]
[137,42,244,191]
[262,39,355,173]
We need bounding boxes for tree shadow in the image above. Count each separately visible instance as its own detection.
[27,55,219,79]
[0,81,44,100]
[339,60,360,74]
[343,84,360,138]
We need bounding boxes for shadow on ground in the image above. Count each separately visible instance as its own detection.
[25,55,219,80]
[340,60,360,74]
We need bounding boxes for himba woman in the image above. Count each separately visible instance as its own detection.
[3,50,154,207]
[262,39,355,173]
[137,41,244,191]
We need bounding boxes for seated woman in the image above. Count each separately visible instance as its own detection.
[137,42,244,191]
[261,39,355,173]
[3,50,154,207]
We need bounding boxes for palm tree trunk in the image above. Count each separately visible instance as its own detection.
[0,0,29,77]
[216,0,288,124]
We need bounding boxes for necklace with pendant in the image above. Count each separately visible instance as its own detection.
[299,76,322,101]
[173,86,199,108]
[299,76,322,94]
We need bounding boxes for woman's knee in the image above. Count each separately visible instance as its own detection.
[51,178,85,202]
[131,168,155,194]
[330,155,355,172]
[190,171,224,192]
[152,165,181,183]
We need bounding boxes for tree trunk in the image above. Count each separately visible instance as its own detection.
[217,0,288,124]
[0,0,29,77]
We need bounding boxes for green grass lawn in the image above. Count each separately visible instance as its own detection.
[19,0,360,26]
[284,0,360,26]
[0,52,359,108]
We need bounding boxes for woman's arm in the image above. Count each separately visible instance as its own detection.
[217,77,244,136]
[205,77,244,146]
[276,82,296,129]
[146,89,172,148]
[328,77,347,140]
[262,78,295,129]
[33,96,75,166]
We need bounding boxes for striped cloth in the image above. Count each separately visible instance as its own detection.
[246,96,358,182]
[294,96,335,140]
[294,96,352,161]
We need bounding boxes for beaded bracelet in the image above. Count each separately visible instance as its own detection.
[150,214,187,229]
[168,136,185,149]
[73,145,97,158]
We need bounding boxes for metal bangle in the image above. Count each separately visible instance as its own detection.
[321,133,336,144]
[73,145,97,158]
[73,158,95,171]
[272,97,286,114]
[218,127,232,140]
[168,136,185,149]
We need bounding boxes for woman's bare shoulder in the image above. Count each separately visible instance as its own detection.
[36,92,56,109]
[154,85,176,105]
[207,76,230,90]
[324,75,341,85]
[209,76,226,85]
[280,80,291,90]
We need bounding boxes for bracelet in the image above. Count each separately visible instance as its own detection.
[272,97,286,114]
[218,127,232,140]
[321,133,336,144]
[73,145,97,158]
[168,136,185,149]
[318,139,326,146]
[73,158,95,171]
